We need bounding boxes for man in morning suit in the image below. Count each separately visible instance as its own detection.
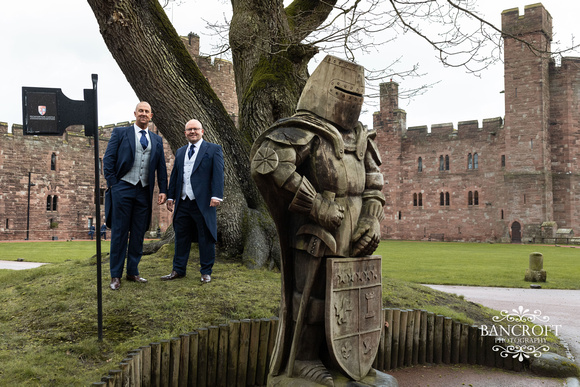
[104,102,168,290]
[162,119,224,283]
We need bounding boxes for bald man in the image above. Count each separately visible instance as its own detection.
[103,102,168,290]
[162,119,224,283]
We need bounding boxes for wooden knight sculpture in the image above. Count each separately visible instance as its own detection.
[251,55,396,386]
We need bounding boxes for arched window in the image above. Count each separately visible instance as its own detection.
[445,192,450,206]
[418,157,423,172]
[46,195,52,211]
[474,153,478,170]
[418,193,423,207]
[440,192,444,206]
[439,155,444,171]
[445,155,450,170]
[474,191,479,206]
[467,153,472,169]
[51,153,57,171]
[413,193,418,206]
[468,191,473,205]
[52,196,58,211]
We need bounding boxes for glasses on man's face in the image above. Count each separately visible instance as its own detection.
[185,127,202,133]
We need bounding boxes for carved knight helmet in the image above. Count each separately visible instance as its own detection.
[296,55,365,130]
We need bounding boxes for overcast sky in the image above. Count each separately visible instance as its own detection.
[1,1,578,130]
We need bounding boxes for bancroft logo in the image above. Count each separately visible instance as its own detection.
[480,306,560,362]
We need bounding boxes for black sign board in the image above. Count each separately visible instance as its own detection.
[23,90,59,134]
[22,86,96,136]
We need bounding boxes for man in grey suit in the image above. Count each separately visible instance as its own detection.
[104,102,168,290]
[162,119,224,283]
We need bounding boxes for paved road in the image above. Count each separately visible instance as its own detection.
[0,260,48,270]
[425,285,580,362]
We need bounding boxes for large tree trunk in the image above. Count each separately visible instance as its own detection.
[87,0,334,268]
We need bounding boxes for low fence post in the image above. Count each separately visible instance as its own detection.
[179,334,190,387]
[418,310,427,364]
[384,309,393,371]
[390,308,401,369]
[150,342,161,387]
[217,324,229,387]
[227,320,240,386]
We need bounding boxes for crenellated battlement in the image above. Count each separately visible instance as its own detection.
[402,117,503,142]
[502,3,552,41]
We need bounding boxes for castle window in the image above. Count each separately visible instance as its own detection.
[445,155,450,170]
[398,211,402,220]
[501,209,504,220]
[5,219,9,229]
[99,158,103,175]
[468,191,479,206]
[439,156,444,171]
[474,153,478,169]
[413,193,423,207]
[46,195,58,211]
[440,192,444,206]
[99,188,106,205]
[418,157,423,172]
[51,153,57,171]
[446,192,450,206]
[501,155,506,167]
[468,153,472,169]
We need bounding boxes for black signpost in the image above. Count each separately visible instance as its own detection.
[22,75,104,341]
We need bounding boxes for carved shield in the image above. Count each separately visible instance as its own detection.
[326,256,382,381]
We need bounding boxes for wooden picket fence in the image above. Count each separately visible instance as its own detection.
[92,308,524,386]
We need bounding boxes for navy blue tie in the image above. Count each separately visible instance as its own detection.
[188,145,195,159]
[140,130,148,149]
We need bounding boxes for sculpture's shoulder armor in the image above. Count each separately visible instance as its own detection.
[263,124,316,147]
[366,129,382,165]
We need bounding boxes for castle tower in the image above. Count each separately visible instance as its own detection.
[502,4,554,238]
[373,82,406,237]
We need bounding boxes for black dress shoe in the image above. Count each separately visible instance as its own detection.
[160,270,185,281]
[126,274,148,283]
[110,278,121,290]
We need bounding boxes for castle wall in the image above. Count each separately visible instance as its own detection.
[375,102,508,241]
[549,57,580,230]
[0,122,174,241]
[375,3,580,243]
[181,34,238,123]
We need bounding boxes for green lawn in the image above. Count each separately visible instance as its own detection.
[376,240,580,289]
[0,240,110,264]
[0,239,576,385]
[2,239,578,288]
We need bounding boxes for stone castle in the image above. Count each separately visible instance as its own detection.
[374,3,580,243]
[1,4,578,243]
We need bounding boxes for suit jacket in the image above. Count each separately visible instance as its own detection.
[103,125,168,228]
[168,140,224,241]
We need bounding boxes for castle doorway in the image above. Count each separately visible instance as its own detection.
[511,222,522,243]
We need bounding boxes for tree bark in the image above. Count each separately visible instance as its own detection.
[87,0,334,267]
